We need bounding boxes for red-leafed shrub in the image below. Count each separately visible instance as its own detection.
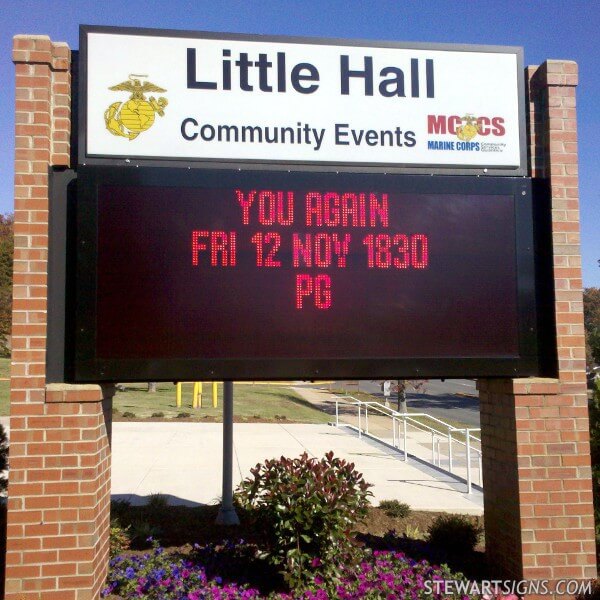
[235,451,372,590]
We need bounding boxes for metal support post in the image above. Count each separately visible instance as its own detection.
[216,381,240,525]
[403,416,408,462]
[176,382,182,407]
[393,416,397,447]
[357,402,362,438]
[365,405,369,434]
[465,429,472,495]
[448,428,453,473]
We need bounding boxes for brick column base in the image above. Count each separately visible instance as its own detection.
[6,385,114,599]
[479,378,596,583]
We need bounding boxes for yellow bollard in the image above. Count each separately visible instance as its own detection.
[212,381,218,408]
[196,382,203,408]
[177,382,205,409]
[192,382,199,408]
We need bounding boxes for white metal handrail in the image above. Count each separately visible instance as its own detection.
[339,396,482,442]
[330,395,482,494]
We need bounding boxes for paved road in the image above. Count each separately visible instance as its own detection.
[329,379,480,428]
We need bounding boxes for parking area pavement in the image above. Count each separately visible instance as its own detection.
[111,421,483,514]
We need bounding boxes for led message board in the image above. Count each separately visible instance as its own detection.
[70,166,540,382]
[79,26,526,174]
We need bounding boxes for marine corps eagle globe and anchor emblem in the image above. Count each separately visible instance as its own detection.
[455,114,480,142]
[104,74,168,140]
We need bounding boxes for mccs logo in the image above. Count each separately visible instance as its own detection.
[428,114,506,140]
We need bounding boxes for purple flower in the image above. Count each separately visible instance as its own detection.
[107,541,473,599]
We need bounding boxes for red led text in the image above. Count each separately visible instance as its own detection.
[296,274,332,310]
[192,188,430,311]
[305,191,388,227]
[251,231,282,267]
[192,230,237,266]
[363,233,429,269]
[293,233,350,268]
[236,189,294,225]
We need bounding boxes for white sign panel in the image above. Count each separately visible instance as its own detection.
[81,27,525,171]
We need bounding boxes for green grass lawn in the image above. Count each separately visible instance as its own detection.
[0,365,330,423]
[114,382,331,423]
[0,358,9,379]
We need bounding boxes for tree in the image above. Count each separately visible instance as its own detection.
[584,287,600,366]
[0,214,13,357]
[373,379,426,413]
[393,380,427,413]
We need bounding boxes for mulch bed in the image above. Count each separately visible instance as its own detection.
[112,503,489,580]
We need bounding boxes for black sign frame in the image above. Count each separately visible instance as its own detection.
[60,165,545,383]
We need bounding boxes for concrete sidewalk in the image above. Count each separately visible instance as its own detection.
[111,421,483,514]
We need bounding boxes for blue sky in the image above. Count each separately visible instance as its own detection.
[1,0,598,286]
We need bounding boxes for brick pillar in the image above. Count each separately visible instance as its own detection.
[479,61,596,585]
[6,35,115,600]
